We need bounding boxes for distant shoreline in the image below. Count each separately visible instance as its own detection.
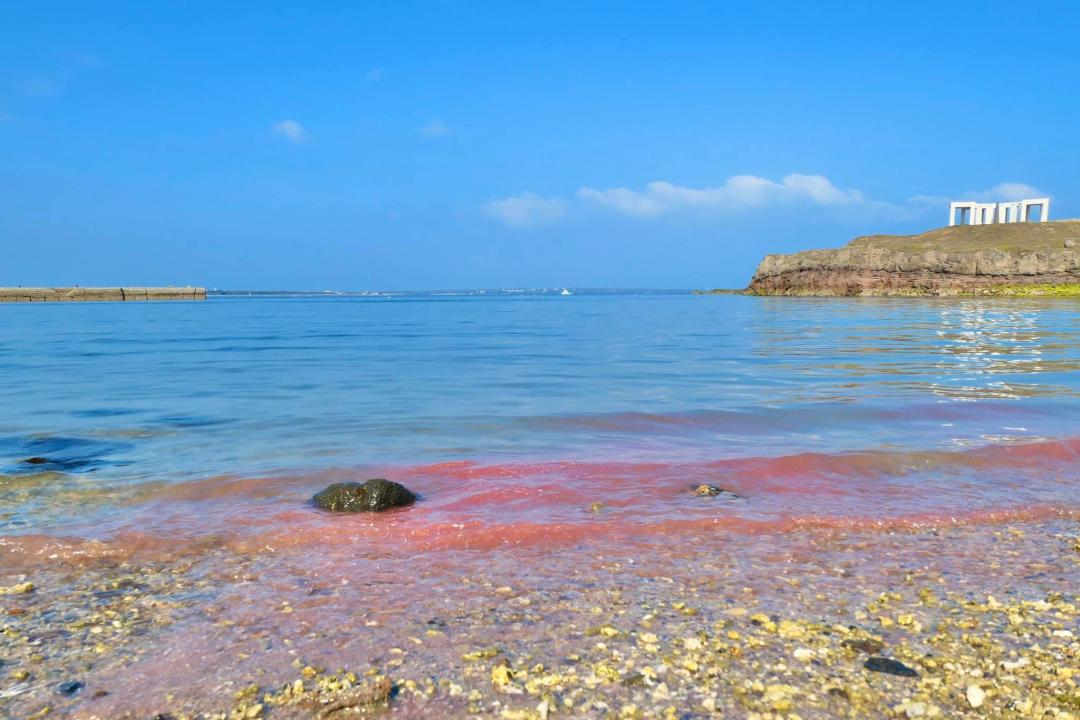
[0,287,206,302]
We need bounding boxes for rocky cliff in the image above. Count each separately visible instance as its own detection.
[747,221,1080,296]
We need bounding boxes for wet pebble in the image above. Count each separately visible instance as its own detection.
[842,637,884,654]
[864,656,919,677]
[690,483,740,499]
[56,679,84,696]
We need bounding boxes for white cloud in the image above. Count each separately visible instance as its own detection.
[483,192,566,229]
[966,182,1046,202]
[484,175,1047,228]
[419,120,449,137]
[362,68,383,85]
[272,119,309,142]
[908,182,1047,208]
[578,174,867,218]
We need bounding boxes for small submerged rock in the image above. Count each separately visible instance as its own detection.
[691,483,741,499]
[864,656,919,677]
[56,679,84,696]
[0,581,34,595]
[842,637,884,654]
[272,670,393,714]
[312,479,416,512]
[17,455,96,472]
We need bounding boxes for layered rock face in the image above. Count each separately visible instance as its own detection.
[747,221,1080,296]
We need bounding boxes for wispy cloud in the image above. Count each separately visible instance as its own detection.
[966,182,1046,202]
[362,68,383,85]
[484,175,1047,229]
[578,174,868,218]
[908,182,1048,208]
[419,120,449,137]
[272,119,309,142]
[483,192,566,229]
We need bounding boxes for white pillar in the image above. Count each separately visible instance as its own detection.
[997,201,1021,223]
[1020,198,1050,223]
[973,203,996,226]
[950,202,977,226]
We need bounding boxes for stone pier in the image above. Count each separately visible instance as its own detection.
[0,287,207,302]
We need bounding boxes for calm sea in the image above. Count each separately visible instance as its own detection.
[2,291,1080,557]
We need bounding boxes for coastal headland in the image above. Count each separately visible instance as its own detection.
[743,220,1080,296]
[0,287,206,302]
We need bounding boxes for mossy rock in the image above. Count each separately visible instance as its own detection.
[312,479,417,512]
[690,483,742,499]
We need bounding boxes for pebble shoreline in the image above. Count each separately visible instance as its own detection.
[2,519,1079,719]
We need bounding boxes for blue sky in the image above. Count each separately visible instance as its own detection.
[2,2,1078,290]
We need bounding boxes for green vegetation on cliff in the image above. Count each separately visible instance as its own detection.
[849,220,1080,254]
[974,283,1080,297]
[743,220,1080,297]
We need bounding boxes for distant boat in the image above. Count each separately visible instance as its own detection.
[560,288,572,296]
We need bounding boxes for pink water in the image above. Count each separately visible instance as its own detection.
[4,434,1079,571]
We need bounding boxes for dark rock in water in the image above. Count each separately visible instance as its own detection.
[842,637,884,654]
[6,435,131,474]
[56,679,84,696]
[18,455,97,471]
[864,656,918,677]
[312,479,416,512]
[691,483,741,499]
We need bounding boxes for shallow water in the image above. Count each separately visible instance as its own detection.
[3,292,1080,555]
[2,292,1080,716]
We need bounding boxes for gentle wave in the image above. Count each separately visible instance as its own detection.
[3,435,1078,569]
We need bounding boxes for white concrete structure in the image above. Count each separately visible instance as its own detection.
[1021,198,1050,223]
[973,202,997,225]
[949,201,975,226]
[949,197,1050,226]
[996,201,1021,223]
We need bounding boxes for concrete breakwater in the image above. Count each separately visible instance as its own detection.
[0,287,206,302]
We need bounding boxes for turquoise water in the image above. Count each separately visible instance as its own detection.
[2,292,1080,547]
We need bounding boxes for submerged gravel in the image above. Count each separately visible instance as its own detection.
[2,519,1079,719]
